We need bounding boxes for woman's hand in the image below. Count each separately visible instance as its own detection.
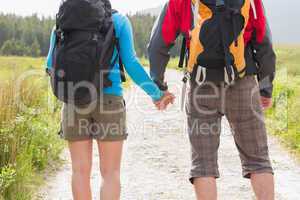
[154,91,175,110]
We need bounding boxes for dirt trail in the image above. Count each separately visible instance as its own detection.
[37,69,300,200]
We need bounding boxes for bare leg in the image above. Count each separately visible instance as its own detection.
[251,173,275,200]
[97,140,123,200]
[68,140,93,200]
[194,177,217,200]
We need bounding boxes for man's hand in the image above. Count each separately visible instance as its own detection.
[154,91,175,110]
[261,96,272,110]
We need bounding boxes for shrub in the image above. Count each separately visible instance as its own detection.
[0,57,63,200]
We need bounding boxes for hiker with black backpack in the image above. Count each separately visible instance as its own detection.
[46,0,174,199]
[148,0,276,199]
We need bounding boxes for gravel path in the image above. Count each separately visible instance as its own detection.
[37,69,300,200]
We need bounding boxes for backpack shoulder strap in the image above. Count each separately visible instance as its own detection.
[111,9,126,82]
[115,38,126,82]
[178,36,188,68]
[112,9,118,14]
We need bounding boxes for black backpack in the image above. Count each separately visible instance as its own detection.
[181,0,250,85]
[49,0,125,105]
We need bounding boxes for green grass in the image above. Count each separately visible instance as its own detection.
[266,46,300,156]
[0,57,63,200]
[275,45,300,76]
[139,56,180,69]
[0,57,45,80]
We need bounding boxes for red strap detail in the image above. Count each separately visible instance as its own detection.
[244,0,266,45]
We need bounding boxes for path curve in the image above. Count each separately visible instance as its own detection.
[37,69,300,200]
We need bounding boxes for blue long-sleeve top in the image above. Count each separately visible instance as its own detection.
[46,12,163,101]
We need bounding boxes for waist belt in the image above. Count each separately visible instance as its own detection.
[192,65,236,85]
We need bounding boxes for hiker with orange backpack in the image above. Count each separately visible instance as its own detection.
[148,0,275,199]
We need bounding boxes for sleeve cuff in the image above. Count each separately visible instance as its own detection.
[151,90,164,102]
[260,89,273,98]
[154,80,168,91]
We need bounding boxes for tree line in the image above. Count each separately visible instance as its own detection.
[0,13,181,58]
[0,14,53,57]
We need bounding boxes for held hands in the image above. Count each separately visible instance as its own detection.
[154,91,175,110]
[261,96,272,110]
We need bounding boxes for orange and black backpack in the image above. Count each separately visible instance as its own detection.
[183,0,251,85]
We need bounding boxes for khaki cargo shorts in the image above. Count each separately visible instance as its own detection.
[186,76,273,183]
[60,94,127,141]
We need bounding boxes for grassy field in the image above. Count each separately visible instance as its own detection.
[0,57,63,200]
[266,46,300,156]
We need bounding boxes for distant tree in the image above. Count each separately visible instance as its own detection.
[128,13,156,58]
[30,38,41,57]
[0,13,182,58]
[0,13,55,57]
[1,40,30,56]
[128,13,182,58]
[0,40,14,55]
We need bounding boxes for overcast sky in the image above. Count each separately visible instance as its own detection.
[0,0,168,16]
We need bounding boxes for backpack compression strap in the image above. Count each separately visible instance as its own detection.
[115,39,126,82]
[111,9,126,83]
[179,0,197,69]
[216,0,236,84]
[178,37,187,68]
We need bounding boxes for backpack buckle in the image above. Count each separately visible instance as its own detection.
[195,66,206,86]
[216,0,226,12]
[224,65,235,85]
[216,0,225,6]
[181,71,191,111]
[92,34,99,41]
[182,71,190,83]
[216,0,225,7]
[56,29,64,41]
